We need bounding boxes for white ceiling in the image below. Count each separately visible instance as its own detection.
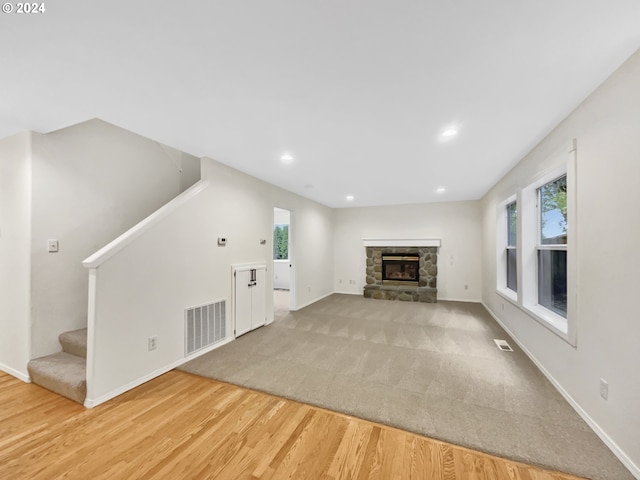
[2,1,639,208]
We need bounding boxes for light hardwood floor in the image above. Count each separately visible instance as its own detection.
[0,370,585,480]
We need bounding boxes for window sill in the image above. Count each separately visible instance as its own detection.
[523,302,575,346]
[496,288,517,305]
[496,289,574,347]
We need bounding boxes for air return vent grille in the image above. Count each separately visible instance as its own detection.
[494,339,514,352]
[185,300,226,356]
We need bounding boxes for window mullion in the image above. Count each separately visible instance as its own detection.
[536,244,567,251]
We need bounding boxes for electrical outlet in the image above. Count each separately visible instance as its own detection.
[307,286,311,292]
[600,378,608,400]
[148,336,157,351]
[464,284,468,290]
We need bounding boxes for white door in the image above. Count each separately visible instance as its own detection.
[252,267,266,329]
[235,269,253,337]
[234,265,267,337]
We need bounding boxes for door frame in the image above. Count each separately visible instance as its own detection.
[273,206,295,312]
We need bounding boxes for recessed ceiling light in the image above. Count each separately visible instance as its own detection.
[440,128,458,138]
[346,195,354,201]
[280,153,294,164]
[435,187,446,194]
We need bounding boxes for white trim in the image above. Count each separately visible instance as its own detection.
[496,193,518,298]
[84,336,233,408]
[333,290,361,296]
[482,301,639,479]
[497,287,518,303]
[439,297,482,303]
[517,142,576,346]
[233,263,267,273]
[0,363,31,383]
[496,287,517,304]
[521,303,568,337]
[362,238,441,247]
[565,142,578,346]
[537,244,567,251]
[82,180,209,268]
[291,291,335,311]
[85,268,97,401]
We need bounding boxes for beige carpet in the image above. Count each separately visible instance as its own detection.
[179,294,633,480]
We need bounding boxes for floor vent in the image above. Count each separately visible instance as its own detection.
[185,300,226,356]
[494,339,514,352]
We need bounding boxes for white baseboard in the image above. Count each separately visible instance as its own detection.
[291,291,335,311]
[333,290,361,296]
[0,363,31,383]
[84,337,234,408]
[439,297,482,303]
[482,302,640,479]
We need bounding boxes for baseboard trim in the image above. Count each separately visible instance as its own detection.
[333,290,361,296]
[0,363,31,383]
[439,297,482,303]
[291,291,335,311]
[482,301,640,479]
[84,337,234,409]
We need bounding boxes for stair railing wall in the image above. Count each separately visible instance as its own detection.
[82,173,221,407]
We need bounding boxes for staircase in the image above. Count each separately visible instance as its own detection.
[27,328,87,404]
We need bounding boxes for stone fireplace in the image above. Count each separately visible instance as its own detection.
[363,239,439,303]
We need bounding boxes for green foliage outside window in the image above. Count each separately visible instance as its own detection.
[273,224,289,260]
[540,175,567,244]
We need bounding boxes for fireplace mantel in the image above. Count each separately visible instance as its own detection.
[362,238,441,247]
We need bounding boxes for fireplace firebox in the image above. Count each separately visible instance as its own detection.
[382,254,419,285]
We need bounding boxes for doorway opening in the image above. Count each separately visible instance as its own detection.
[273,207,293,316]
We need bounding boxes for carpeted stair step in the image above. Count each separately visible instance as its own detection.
[27,352,86,404]
[59,328,88,359]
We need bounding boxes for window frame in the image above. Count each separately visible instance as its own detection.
[496,194,518,303]
[536,174,568,318]
[506,200,518,293]
[496,140,577,346]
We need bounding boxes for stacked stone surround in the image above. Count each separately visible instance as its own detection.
[363,246,438,303]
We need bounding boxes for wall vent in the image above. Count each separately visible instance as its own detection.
[493,339,514,352]
[185,300,226,356]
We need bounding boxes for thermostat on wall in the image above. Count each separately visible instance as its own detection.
[217,237,227,246]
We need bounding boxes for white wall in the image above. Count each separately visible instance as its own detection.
[0,132,32,380]
[85,158,333,404]
[29,119,200,358]
[333,201,482,301]
[480,49,640,476]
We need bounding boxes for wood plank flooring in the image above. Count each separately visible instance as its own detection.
[0,370,585,480]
